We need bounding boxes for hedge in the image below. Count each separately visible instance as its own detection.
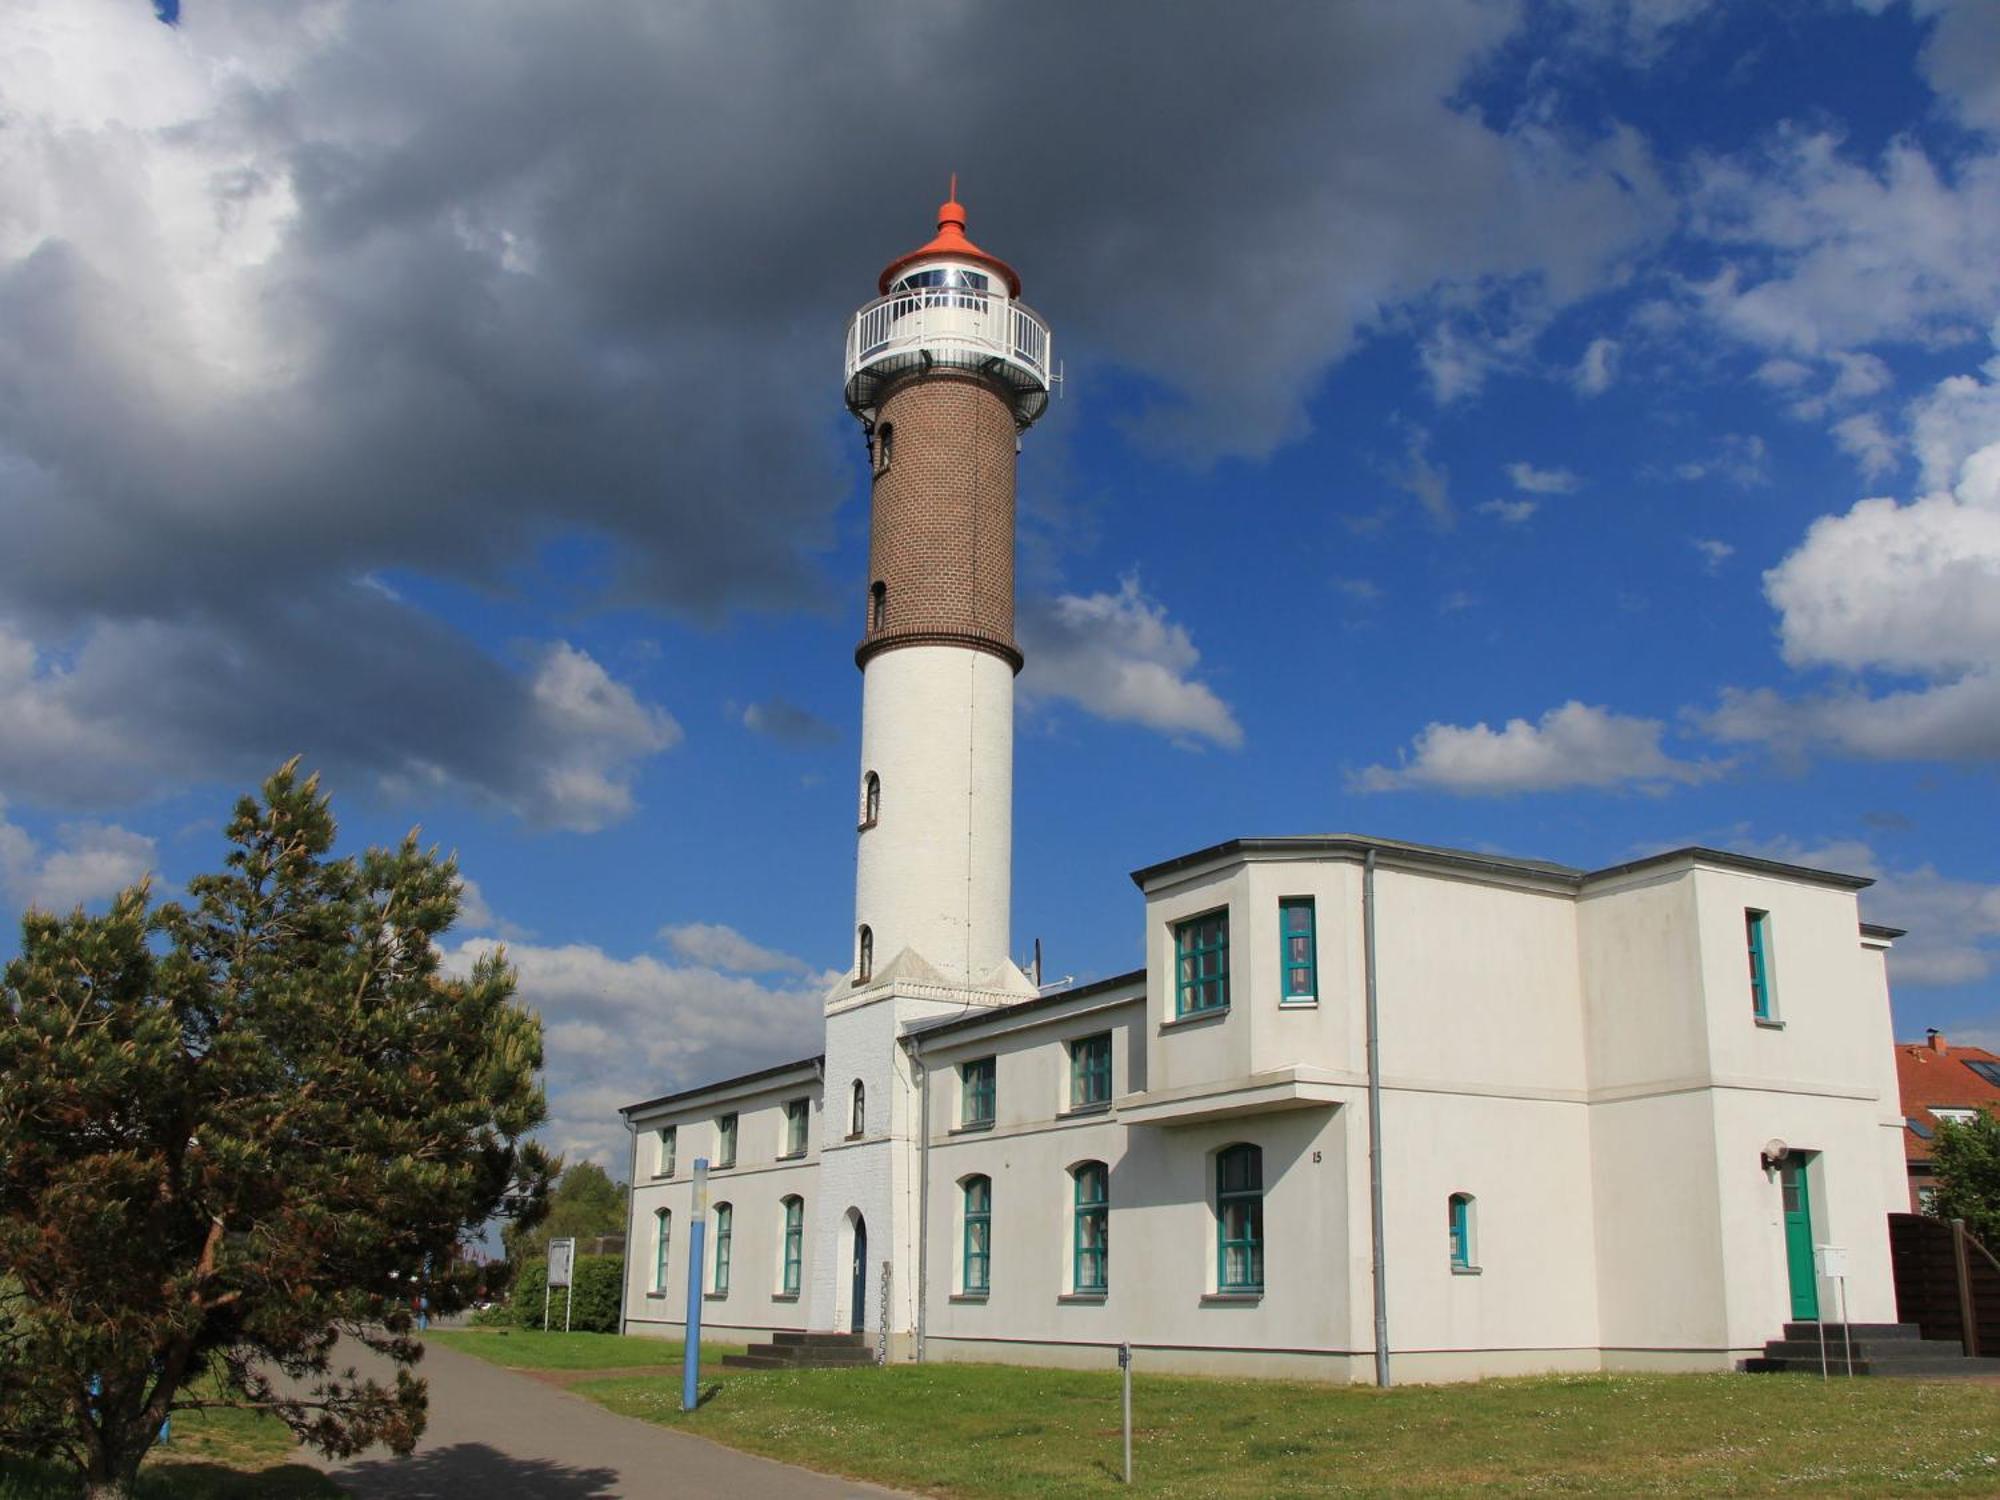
[509,1254,624,1332]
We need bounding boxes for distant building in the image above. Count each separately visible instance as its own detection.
[1895,1031,2000,1211]
[616,193,1912,1381]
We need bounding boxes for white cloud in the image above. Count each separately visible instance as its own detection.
[1756,357,1814,390]
[1018,579,1242,751]
[527,643,683,832]
[1396,428,1455,527]
[1506,461,1581,494]
[1832,412,1900,477]
[444,933,836,1174]
[1573,336,1620,396]
[1692,537,1735,572]
[1334,577,1385,603]
[662,921,811,975]
[0,801,155,912]
[1911,321,2000,490]
[1479,498,1540,524]
[1673,433,1770,487]
[1352,700,1722,795]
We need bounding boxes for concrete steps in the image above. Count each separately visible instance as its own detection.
[720,1331,876,1371]
[1746,1322,2000,1377]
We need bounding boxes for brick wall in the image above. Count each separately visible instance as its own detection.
[859,371,1019,672]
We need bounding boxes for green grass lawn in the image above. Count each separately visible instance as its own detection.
[0,1391,339,1499]
[559,1363,2000,1498]
[425,1326,741,1370]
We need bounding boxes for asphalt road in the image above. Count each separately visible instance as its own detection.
[311,1341,904,1499]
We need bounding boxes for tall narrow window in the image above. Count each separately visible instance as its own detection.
[653,1208,672,1293]
[1448,1193,1476,1271]
[861,771,880,828]
[869,581,887,632]
[857,924,874,983]
[1073,1162,1108,1295]
[962,1176,992,1295]
[1216,1144,1263,1293]
[781,1196,804,1296]
[1746,909,1775,1020]
[657,1125,676,1178]
[850,1079,866,1138]
[875,422,894,473]
[785,1097,809,1157]
[961,1057,996,1128]
[1174,909,1230,1016]
[712,1202,732,1295]
[1069,1032,1112,1109]
[1279,898,1317,1003]
[716,1112,737,1169]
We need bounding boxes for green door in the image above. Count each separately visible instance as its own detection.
[1780,1157,1819,1321]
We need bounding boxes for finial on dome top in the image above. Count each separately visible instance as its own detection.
[939,173,965,231]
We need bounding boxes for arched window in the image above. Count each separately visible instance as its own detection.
[963,1175,992,1295]
[780,1195,804,1296]
[875,422,894,473]
[653,1207,672,1293]
[869,581,887,632]
[1449,1193,1477,1271]
[712,1202,733,1295]
[857,924,873,983]
[1215,1144,1263,1293]
[861,771,880,828]
[1073,1162,1108,1295]
[850,1078,866,1138]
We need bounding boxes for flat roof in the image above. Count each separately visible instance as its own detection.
[905,969,1147,1045]
[1129,834,1873,894]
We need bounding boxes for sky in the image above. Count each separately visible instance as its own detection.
[5,0,2000,1176]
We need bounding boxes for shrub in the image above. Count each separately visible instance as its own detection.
[509,1255,624,1332]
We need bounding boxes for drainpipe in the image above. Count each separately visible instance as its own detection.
[908,1036,932,1363]
[616,1113,638,1337]
[1365,847,1391,1387]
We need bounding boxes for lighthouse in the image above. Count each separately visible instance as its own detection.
[840,186,1053,993]
[809,188,1053,1343]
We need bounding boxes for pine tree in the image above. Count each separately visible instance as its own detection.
[0,762,553,1497]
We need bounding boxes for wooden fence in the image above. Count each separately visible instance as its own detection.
[1887,1212,2000,1354]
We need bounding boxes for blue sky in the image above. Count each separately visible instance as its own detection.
[5,0,1999,1170]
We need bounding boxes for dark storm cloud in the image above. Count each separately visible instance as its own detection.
[2,0,1670,812]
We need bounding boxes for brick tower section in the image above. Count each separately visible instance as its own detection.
[856,371,1021,673]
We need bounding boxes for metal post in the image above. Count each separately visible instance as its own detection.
[1119,1342,1132,1485]
[1951,1219,1981,1357]
[542,1276,552,1333]
[1363,848,1391,1388]
[564,1280,573,1335]
[683,1158,710,1412]
[1837,1275,1853,1377]
[1816,1314,1828,1381]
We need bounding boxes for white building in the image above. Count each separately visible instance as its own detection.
[616,194,1910,1381]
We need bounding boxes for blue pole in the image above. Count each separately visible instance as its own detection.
[682,1157,709,1412]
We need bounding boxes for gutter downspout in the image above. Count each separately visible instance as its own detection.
[1365,846,1391,1388]
[617,1114,639,1337]
[908,1037,931,1363]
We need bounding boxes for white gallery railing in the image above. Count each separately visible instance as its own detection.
[844,288,1052,395]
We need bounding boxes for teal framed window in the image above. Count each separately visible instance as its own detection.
[1449,1193,1474,1270]
[1174,910,1230,1016]
[717,1112,738,1168]
[653,1208,671,1292]
[712,1202,732,1295]
[657,1125,676,1177]
[962,1057,996,1127]
[1746,909,1774,1020]
[1070,1032,1112,1108]
[781,1195,803,1296]
[785,1097,809,1157]
[1279,898,1316,1002]
[1215,1144,1263,1293]
[1073,1162,1108,1294]
[963,1176,992,1295]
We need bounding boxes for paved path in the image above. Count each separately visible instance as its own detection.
[311,1342,904,1499]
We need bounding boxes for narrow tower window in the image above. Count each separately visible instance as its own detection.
[860,772,880,829]
[869,581,887,632]
[874,422,894,473]
[850,1079,866,1139]
[856,924,873,984]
